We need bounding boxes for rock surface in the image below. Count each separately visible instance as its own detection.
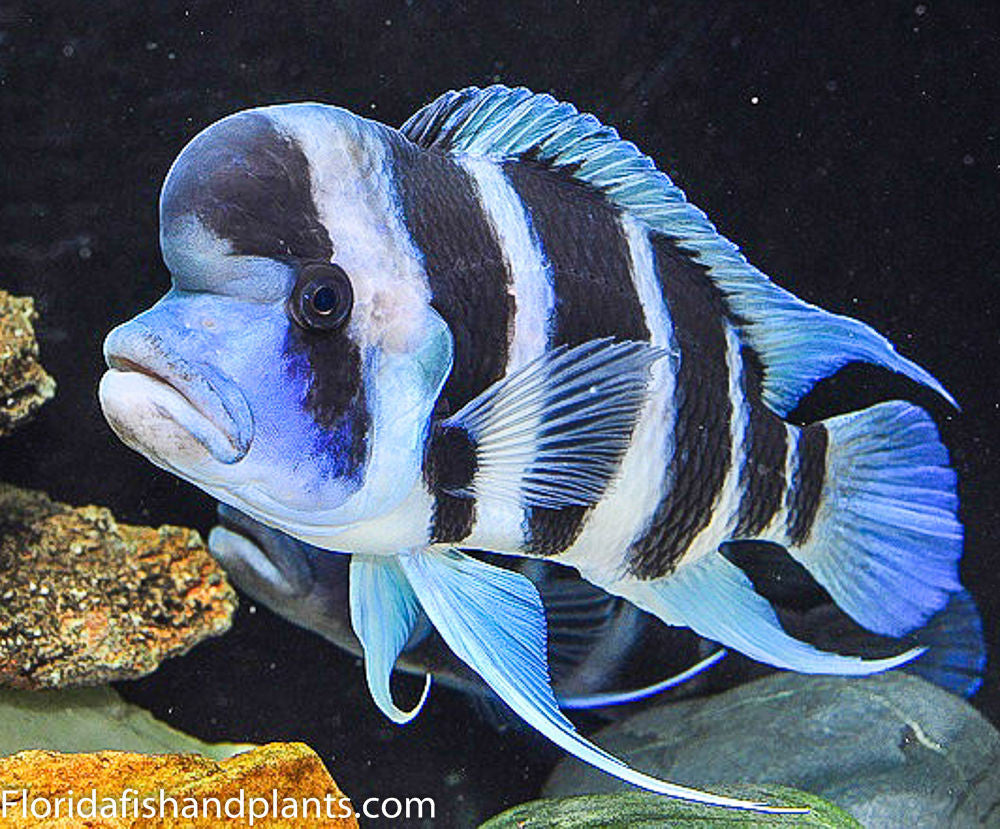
[480,787,860,828]
[0,484,237,689]
[0,742,358,827]
[545,672,1000,828]
[0,686,248,759]
[0,291,55,436]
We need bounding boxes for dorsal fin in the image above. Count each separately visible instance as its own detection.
[401,86,956,415]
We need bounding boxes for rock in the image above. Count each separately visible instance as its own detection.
[480,786,860,828]
[0,742,358,827]
[0,686,247,759]
[0,483,237,689]
[545,672,1000,828]
[0,291,55,436]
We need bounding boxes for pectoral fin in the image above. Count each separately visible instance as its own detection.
[349,555,431,724]
[397,548,797,812]
[442,338,668,509]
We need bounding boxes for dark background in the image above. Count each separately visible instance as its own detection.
[1,2,998,826]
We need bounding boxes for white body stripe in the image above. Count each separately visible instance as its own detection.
[459,157,556,551]
[758,423,799,545]
[267,107,431,355]
[560,218,677,583]
[459,158,555,370]
[671,324,749,566]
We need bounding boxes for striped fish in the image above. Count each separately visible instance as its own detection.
[99,86,964,812]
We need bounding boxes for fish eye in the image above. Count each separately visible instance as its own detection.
[289,262,353,331]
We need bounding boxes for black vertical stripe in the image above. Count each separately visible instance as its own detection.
[282,325,369,483]
[423,425,479,543]
[733,347,788,537]
[503,162,648,347]
[388,137,512,543]
[787,424,828,545]
[504,161,649,556]
[162,111,333,262]
[627,234,733,579]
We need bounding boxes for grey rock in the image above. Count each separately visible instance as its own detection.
[0,685,248,759]
[545,672,1000,828]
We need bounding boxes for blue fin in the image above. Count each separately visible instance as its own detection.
[788,401,962,636]
[629,551,923,674]
[398,549,797,812]
[443,339,667,509]
[559,649,727,710]
[908,588,986,698]
[403,86,955,414]
[349,555,431,724]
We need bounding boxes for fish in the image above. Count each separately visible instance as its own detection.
[98,85,964,812]
[212,505,984,711]
[209,503,730,712]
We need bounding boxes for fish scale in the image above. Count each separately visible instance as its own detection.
[734,349,788,538]
[627,234,734,578]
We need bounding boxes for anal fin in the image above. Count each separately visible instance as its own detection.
[629,551,923,675]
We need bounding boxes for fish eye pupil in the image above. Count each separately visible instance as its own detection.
[311,285,337,315]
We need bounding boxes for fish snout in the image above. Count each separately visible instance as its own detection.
[100,319,254,464]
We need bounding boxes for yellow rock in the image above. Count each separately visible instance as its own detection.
[0,742,359,827]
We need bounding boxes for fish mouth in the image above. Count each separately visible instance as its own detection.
[100,322,253,465]
[212,504,317,599]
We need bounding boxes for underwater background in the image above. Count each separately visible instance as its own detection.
[1,1,998,825]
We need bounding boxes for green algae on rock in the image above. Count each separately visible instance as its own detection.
[0,685,247,759]
[479,787,860,829]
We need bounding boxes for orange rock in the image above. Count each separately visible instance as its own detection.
[0,484,237,689]
[0,743,358,827]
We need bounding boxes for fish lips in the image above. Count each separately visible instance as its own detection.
[100,321,254,465]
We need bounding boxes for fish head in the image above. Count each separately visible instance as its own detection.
[99,105,453,541]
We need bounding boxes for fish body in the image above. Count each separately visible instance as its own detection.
[210,503,729,708]
[212,505,983,708]
[99,87,964,811]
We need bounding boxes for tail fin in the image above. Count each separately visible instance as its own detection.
[788,400,962,637]
[908,588,986,698]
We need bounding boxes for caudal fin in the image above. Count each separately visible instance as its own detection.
[788,400,962,637]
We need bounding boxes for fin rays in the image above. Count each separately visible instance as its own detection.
[385,550,798,812]
[402,85,955,413]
